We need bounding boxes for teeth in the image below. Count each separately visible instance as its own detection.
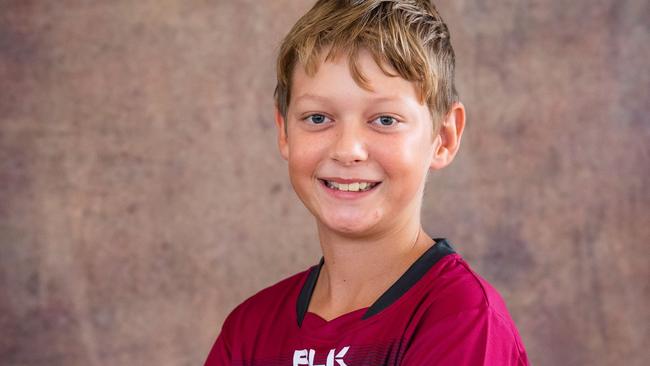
[325,180,377,192]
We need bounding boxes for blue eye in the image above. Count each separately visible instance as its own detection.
[305,114,330,124]
[373,116,398,126]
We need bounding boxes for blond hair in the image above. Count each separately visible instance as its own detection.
[274,0,458,130]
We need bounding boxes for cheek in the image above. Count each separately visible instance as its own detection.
[374,137,429,175]
[287,136,324,179]
[372,136,431,197]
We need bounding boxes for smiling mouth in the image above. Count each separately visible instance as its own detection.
[318,179,381,192]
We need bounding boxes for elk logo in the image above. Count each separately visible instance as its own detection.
[293,346,350,366]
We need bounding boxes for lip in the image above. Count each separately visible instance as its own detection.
[317,178,382,200]
[318,177,382,184]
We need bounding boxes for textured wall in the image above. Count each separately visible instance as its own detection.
[0,1,648,365]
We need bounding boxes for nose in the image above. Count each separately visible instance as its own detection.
[330,122,368,165]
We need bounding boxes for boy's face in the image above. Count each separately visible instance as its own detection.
[275,48,447,238]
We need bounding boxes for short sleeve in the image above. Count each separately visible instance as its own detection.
[401,306,529,366]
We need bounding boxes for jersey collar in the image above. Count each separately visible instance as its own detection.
[296,238,456,327]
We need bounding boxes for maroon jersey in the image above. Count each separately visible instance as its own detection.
[205,239,530,365]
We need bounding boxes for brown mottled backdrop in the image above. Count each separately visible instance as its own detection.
[0,1,648,365]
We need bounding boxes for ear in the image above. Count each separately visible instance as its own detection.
[430,102,466,170]
[274,106,290,161]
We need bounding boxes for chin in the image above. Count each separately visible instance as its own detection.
[320,212,382,237]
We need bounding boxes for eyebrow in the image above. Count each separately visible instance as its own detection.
[294,93,404,104]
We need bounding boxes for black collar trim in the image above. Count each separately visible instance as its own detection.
[296,238,455,327]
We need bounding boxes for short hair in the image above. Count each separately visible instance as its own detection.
[274,0,459,131]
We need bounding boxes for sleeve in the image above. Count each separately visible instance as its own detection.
[401,306,529,366]
[203,312,235,366]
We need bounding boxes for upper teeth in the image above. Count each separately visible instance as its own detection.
[325,180,376,192]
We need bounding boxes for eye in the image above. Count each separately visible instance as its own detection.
[304,114,331,125]
[371,115,399,127]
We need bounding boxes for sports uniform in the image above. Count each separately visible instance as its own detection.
[204,238,530,365]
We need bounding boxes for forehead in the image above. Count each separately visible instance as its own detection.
[291,48,423,108]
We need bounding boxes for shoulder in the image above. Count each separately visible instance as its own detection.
[220,266,312,332]
[406,253,529,364]
[424,253,515,323]
[207,267,313,363]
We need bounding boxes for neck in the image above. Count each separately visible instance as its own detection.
[311,217,434,316]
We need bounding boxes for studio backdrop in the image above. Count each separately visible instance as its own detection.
[0,1,648,365]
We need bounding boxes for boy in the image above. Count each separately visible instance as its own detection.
[205,0,530,365]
